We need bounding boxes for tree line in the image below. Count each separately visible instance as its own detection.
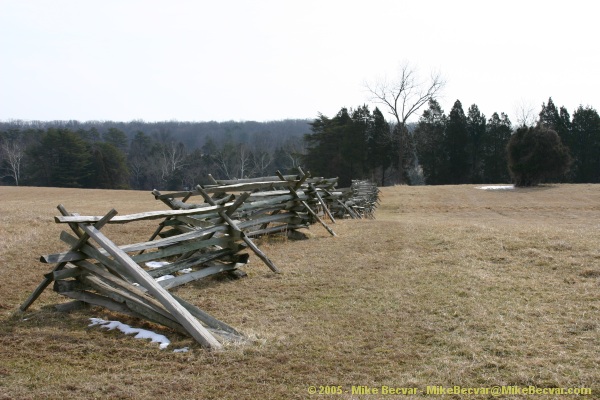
[303,97,600,186]
[0,121,306,190]
[1,97,599,190]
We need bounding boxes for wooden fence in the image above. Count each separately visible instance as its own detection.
[20,171,379,349]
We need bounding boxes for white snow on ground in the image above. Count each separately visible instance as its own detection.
[145,261,171,269]
[146,261,191,274]
[87,266,195,351]
[173,347,189,353]
[88,318,192,353]
[476,185,515,190]
[89,318,171,349]
[145,260,190,275]
[155,274,175,282]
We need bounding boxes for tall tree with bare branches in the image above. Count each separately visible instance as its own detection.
[1,139,25,186]
[365,63,445,183]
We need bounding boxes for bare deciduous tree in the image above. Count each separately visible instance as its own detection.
[366,63,445,126]
[251,149,273,177]
[237,144,252,179]
[514,98,537,128]
[159,142,187,182]
[365,62,445,183]
[281,136,305,171]
[1,140,25,186]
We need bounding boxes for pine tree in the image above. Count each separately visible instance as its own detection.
[414,99,447,184]
[538,97,571,150]
[367,107,393,185]
[570,106,600,182]
[87,142,130,189]
[104,127,129,153]
[538,97,560,129]
[445,100,469,184]
[466,104,486,183]
[305,107,380,186]
[305,109,349,185]
[481,112,512,183]
[27,128,90,187]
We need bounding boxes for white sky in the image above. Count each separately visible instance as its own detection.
[1,0,598,124]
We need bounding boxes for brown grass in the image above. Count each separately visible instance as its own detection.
[0,184,598,399]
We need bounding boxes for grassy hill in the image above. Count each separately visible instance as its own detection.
[0,184,598,399]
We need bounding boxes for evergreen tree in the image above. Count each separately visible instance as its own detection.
[346,105,371,182]
[27,128,90,187]
[104,127,129,153]
[556,106,572,142]
[305,107,380,187]
[466,104,486,183]
[538,97,572,146]
[87,142,130,189]
[414,99,447,184]
[445,100,470,184]
[128,131,156,189]
[76,127,101,143]
[397,124,419,184]
[538,97,560,129]
[507,126,571,186]
[570,106,600,182]
[482,112,512,183]
[304,110,346,184]
[367,107,393,186]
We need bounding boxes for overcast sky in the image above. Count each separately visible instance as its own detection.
[1,0,598,124]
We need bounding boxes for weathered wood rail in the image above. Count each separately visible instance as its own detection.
[21,202,264,349]
[20,171,379,350]
[343,180,381,219]
[152,169,339,240]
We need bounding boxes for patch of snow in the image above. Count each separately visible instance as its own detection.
[89,318,171,349]
[145,261,171,269]
[179,268,193,274]
[173,347,189,353]
[476,185,514,190]
[155,274,175,282]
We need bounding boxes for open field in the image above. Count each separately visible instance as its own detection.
[0,184,599,399]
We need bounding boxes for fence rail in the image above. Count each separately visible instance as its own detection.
[21,170,379,349]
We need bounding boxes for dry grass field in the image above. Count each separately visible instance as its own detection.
[0,184,599,399]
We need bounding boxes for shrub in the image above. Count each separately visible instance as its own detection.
[507,126,571,187]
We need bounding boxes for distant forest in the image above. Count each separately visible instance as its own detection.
[0,119,309,190]
[1,97,599,190]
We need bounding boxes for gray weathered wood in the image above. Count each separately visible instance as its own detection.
[43,226,231,264]
[276,171,337,237]
[196,186,280,273]
[146,247,238,278]
[60,231,134,281]
[78,222,222,349]
[19,208,117,311]
[55,204,235,224]
[309,183,336,224]
[158,263,238,290]
[53,265,82,280]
